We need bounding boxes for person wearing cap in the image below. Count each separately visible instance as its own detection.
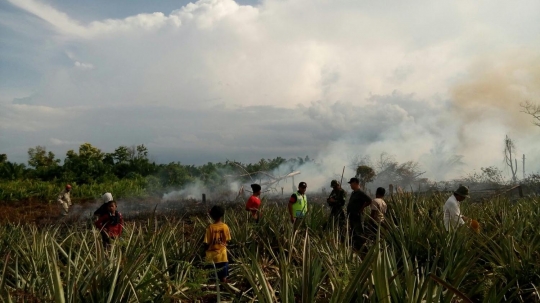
[94,192,114,219]
[245,184,262,223]
[346,177,372,250]
[326,180,347,229]
[57,184,72,216]
[288,182,308,224]
[443,185,469,231]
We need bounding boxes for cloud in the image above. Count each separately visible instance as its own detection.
[74,61,94,70]
[2,0,540,182]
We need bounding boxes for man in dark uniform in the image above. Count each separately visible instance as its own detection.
[346,177,372,251]
[326,179,346,229]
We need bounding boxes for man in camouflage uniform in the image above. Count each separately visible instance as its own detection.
[57,184,72,216]
[326,180,347,229]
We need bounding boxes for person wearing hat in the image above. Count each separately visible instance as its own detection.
[245,184,262,223]
[288,182,308,224]
[57,184,72,216]
[326,180,347,229]
[94,192,114,219]
[443,185,469,231]
[346,177,372,250]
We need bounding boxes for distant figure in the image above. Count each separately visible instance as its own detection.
[94,201,124,248]
[57,184,72,216]
[370,187,387,224]
[326,180,346,229]
[288,182,308,225]
[443,185,469,231]
[245,184,262,222]
[346,178,372,250]
[94,192,114,218]
[204,205,232,283]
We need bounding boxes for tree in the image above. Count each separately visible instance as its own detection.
[63,143,108,184]
[503,135,518,183]
[0,162,26,180]
[0,154,7,164]
[520,101,540,127]
[355,165,376,189]
[26,146,61,180]
[27,146,60,169]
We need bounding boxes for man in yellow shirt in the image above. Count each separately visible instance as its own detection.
[204,205,232,283]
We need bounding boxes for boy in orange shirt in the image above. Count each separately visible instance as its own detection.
[204,205,232,283]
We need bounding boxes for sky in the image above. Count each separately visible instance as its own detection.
[1,0,540,181]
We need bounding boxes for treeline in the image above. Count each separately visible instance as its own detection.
[0,143,313,188]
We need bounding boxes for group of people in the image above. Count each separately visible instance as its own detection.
[55,180,471,284]
[241,177,389,250]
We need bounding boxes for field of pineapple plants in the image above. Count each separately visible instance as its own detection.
[0,191,539,302]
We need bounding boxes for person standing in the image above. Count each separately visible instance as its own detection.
[346,178,372,250]
[245,184,262,223]
[370,187,388,224]
[204,205,232,283]
[443,185,469,231]
[57,184,72,216]
[326,180,346,229]
[94,201,124,248]
[288,182,308,224]
[94,192,114,219]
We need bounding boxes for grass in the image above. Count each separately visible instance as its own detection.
[0,178,150,202]
[0,193,539,302]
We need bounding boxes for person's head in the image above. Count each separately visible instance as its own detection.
[330,179,341,190]
[298,182,307,194]
[454,185,469,202]
[65,184,72,192]
[251,184,262,196]
[376,187,385,198]
[102,192,113,203]
[347,177,360,190]
[106,200,117,213]
[209,205,225,222]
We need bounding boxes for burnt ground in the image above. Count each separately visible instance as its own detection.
[0,197,210,226]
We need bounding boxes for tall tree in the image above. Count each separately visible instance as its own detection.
[503,135,518,183]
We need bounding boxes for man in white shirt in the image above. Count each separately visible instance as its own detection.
[443,185,469,231]
[57,184,72,216]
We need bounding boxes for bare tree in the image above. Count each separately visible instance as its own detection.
[520,101,540,127]
[503,135,518,183]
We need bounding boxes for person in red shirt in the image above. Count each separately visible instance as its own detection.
[245,184,262,222]
[95,201,124,248]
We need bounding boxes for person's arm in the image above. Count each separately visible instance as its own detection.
[225,225,232,242]
[57,191,64,204]
[369,201,377,221]
[447,202,464,226]
[95,214,107,230]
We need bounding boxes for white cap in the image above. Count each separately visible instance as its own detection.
[102,192,113,203]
